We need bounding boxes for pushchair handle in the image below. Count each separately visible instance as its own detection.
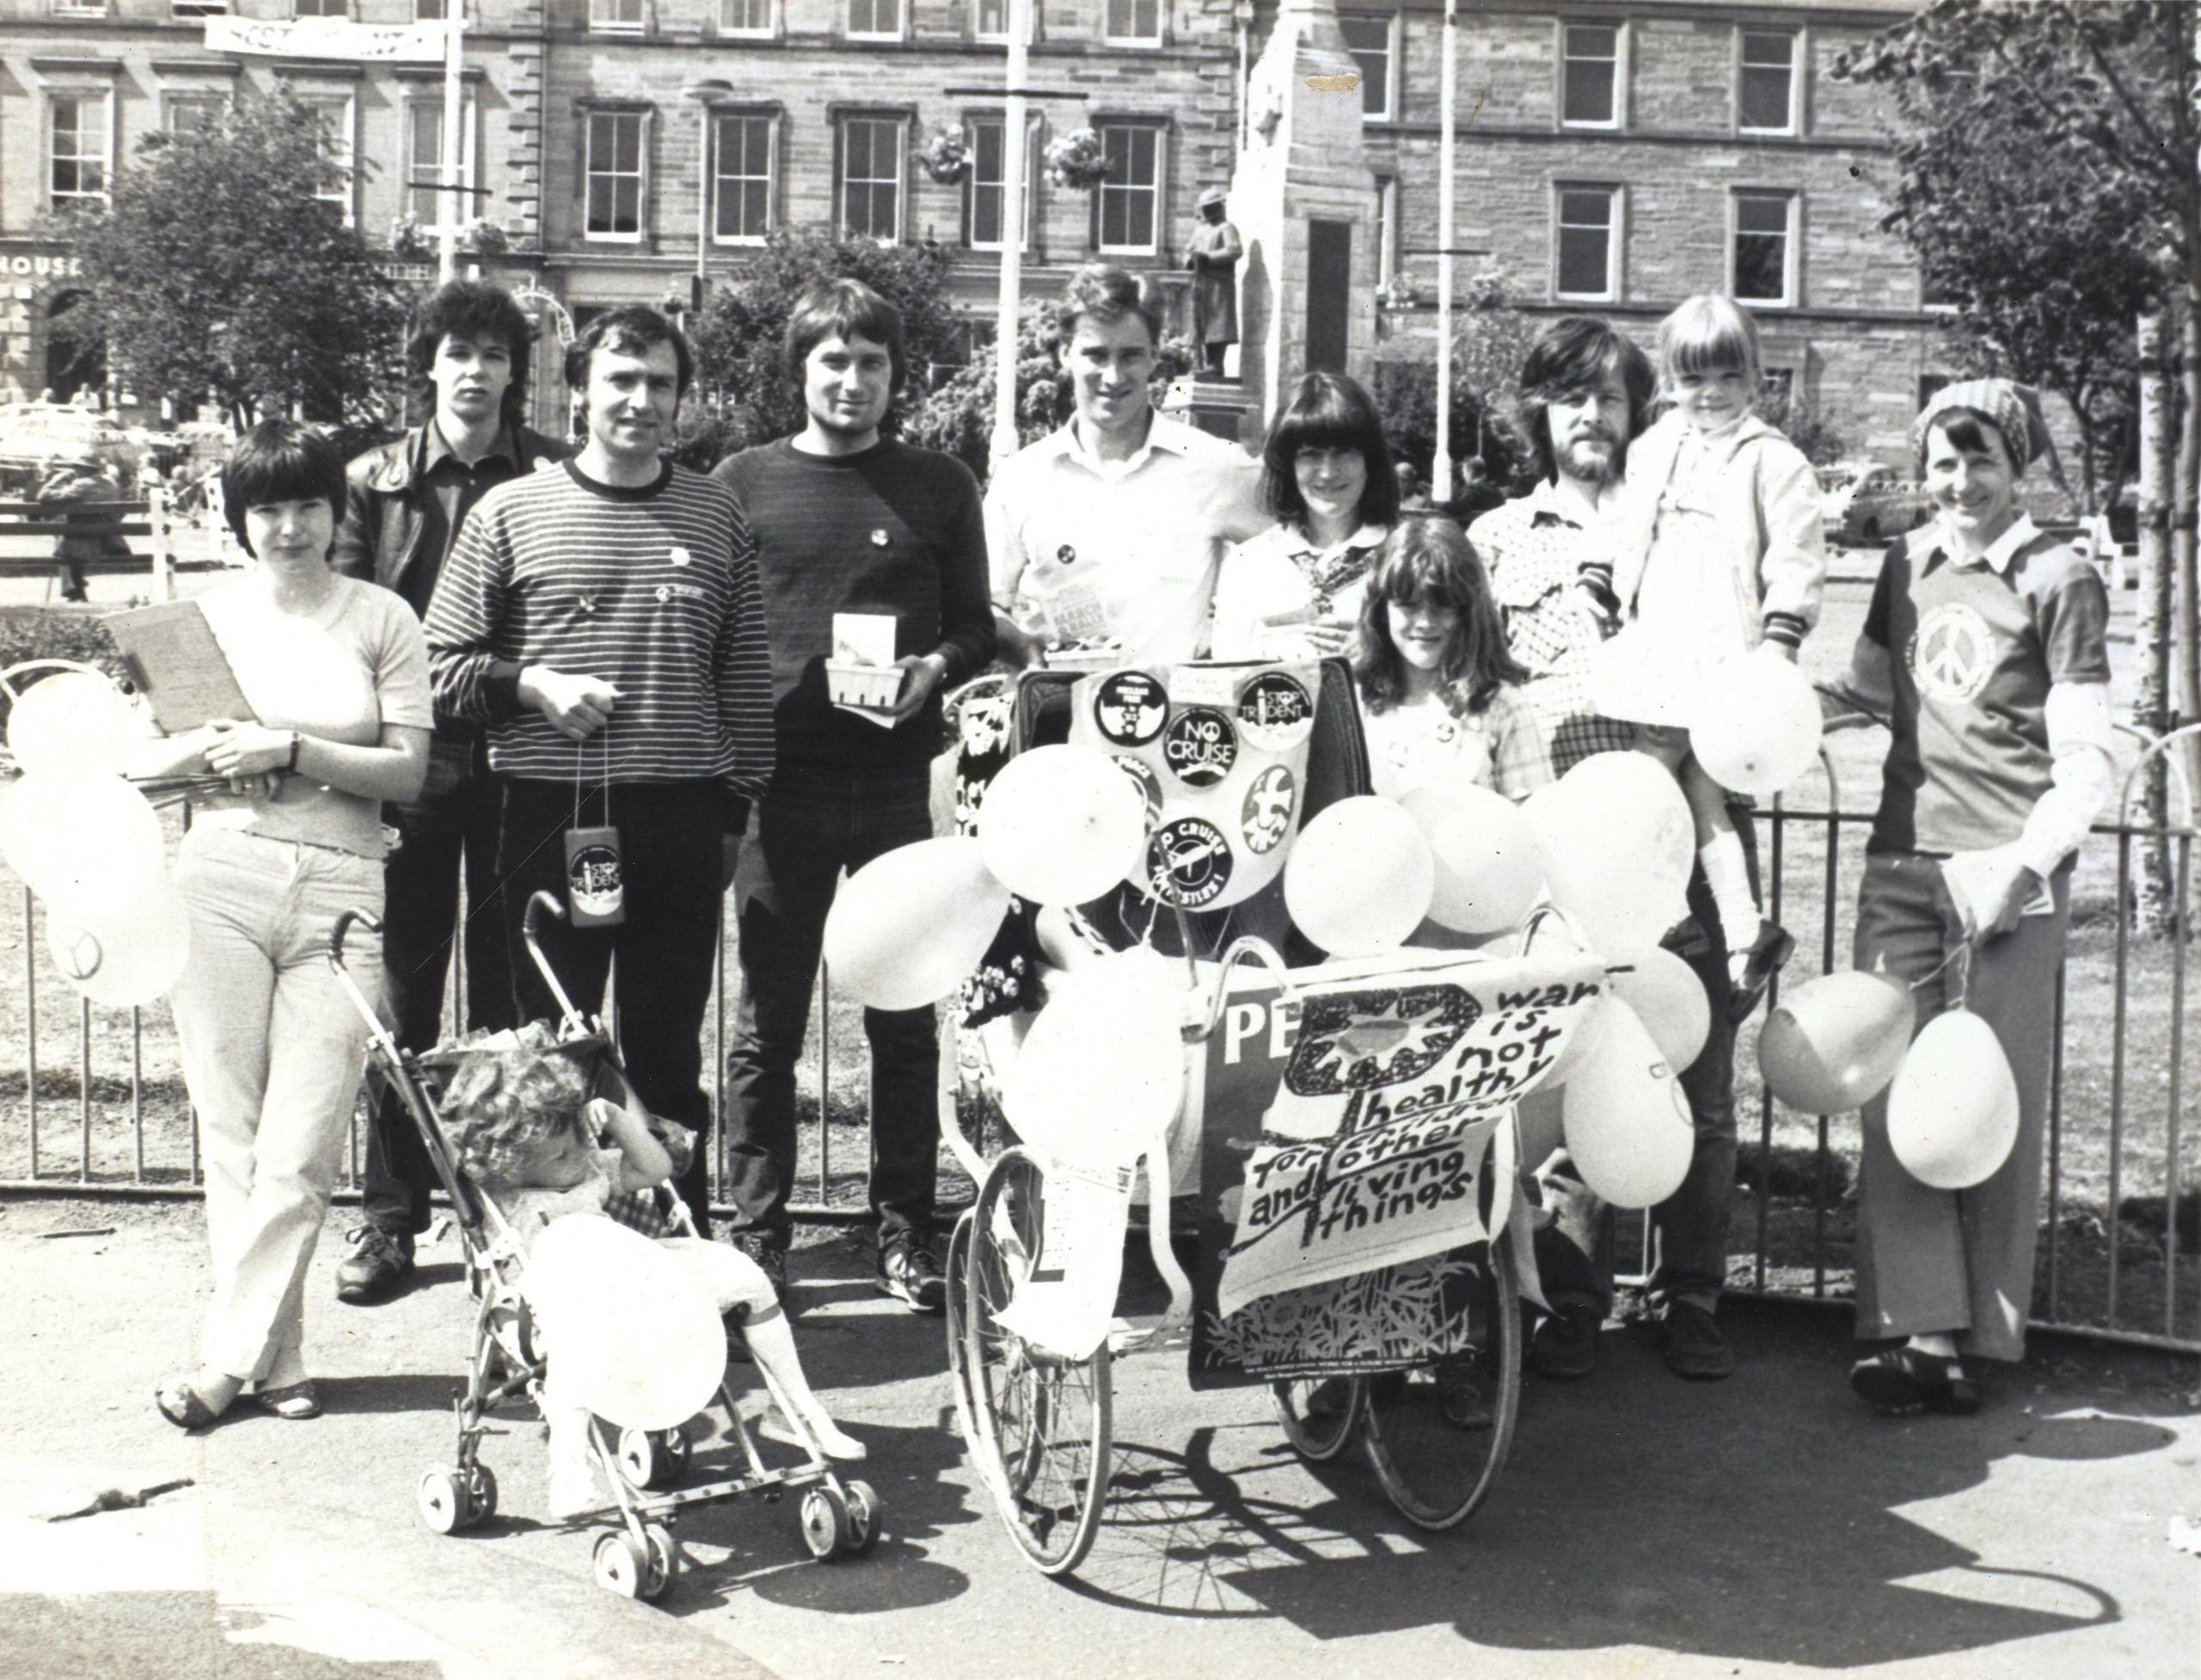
[521,890,589,1033]
[330,906,383,966]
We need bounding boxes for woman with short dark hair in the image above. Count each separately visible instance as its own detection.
[141,420,432,1430]
[1211,371,1401,660]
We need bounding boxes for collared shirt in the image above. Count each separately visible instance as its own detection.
[403,420,529,622]
[1210,519,1389,659]
[1924,511,2041,576]
[1466,479,1638,774]
[985,414,1266,665]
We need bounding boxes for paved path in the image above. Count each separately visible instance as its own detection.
[2,1195,2196,1680]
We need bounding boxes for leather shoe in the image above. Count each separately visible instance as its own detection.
[334,1225,413,1305]
[1527,1301,1603,1380]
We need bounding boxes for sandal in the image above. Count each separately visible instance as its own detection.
[1849,1346,1979,1417]
[250,1380,322,1421]
[155,1380,224,1432]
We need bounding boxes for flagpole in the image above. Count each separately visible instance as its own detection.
[437,0,464,282]
[990,0,1033,465]
[1431,0,1457,501]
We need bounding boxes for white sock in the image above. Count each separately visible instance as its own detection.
[743,1310,865,1462]
[544,1402,599,1518]
[1701,830,1762,961]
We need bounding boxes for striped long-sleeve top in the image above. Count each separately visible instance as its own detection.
[424,460,775,829]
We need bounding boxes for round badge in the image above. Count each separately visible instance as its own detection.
[1110,753,1165,835]
[1236,671,1315,751]
[1093,670,1168,747]
[1145,816,1234,909]
[1239,763,1297,855]
[1162,707,1238,788]
[567,843,623,920]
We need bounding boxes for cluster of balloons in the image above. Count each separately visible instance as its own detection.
[1590,639,1825,802]
[1757,969,2020,1190]
[0,671,188,1008]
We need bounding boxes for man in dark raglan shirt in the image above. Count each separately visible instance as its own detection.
[714,279,994,1312]
[331,279,567,1304]
[425,305,773,1237]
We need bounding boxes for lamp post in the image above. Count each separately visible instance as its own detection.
[1431,0,1458,501]
[989,0,1033,466]
[435,0,467,283]
[681,78,733,317]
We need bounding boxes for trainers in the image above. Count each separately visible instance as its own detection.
[733,1233,791,1313]
[877,1241,947,1315]
[1660,1300,1737,1380]
[1527,1301,1603,1380]
[1434,1358,1495,1430]
[334,1225,413,1304]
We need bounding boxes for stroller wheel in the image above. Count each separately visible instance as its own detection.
[798,1483,853,1562]
[841,1478,884,1558]
[417,1466,468,1535]
[592,1531,647,1598]
[641,1522,679,1598]
[615,1425,690,1491]
[464,1462,499,1527]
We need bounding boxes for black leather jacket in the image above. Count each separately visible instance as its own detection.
[331,420,567,606]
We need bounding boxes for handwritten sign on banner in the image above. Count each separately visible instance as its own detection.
[1188,947,1602,1387]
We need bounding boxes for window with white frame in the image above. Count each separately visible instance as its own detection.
[293,0,346,15]
[414,0,447,17]
[1738,29,1799,134]
[1554,184,1619,300]
[974,0,1008,39]
[48,93,110,211]
[1373,174,1398,288]
[968,114,1038,251]
[163,91,227,135]
[838,115,904,242]
[1732,191,1796,304]
[405,95,477,232]
[591,0,644,32]
[847,0,901,39]
[585,109,647,240]
[1095,122,1162,253]
[297,93,354,222]
[720,0,772,34]
[169,1,230,15]
[1339,11,1396,121]
[713,112,775,242]
[51,0,111,17]
[1560,22,1621,127]
[1103,0,1161,46]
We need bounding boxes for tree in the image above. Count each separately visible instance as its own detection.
[679,228,968,467]
[1837,0,2201,934]
[1374,269,1540,496]
[66,94,414,432]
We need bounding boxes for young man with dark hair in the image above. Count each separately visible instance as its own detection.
[331,278,567,1304]
[1470,313,1750,1384]
[714,278,994,1312]
[424,304,774,1239]
[988,264,1266,666]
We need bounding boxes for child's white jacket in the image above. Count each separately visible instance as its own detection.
[1610,409,1827,651]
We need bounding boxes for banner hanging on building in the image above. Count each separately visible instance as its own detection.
[205,18,449,64]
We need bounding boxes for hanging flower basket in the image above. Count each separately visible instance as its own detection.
[460,218,511,259]
[389,212,430,263]
[1044,128,1113,192]
[917,125,972,186]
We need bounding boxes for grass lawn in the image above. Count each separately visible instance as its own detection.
[2,576,2193,1342]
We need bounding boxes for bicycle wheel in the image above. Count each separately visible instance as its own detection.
[944,1208,982,1448]
[1270,1376,1364,1463]
[964,1147,1113,1578]
[1358,1236,1522,1532]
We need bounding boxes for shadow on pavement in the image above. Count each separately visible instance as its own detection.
[0,1592,443,1680]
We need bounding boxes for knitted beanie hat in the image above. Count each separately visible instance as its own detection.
[1910,378,2054,476]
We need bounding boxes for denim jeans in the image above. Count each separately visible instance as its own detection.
[169,825,383,1380]
[723,769,938,1254]
[361,736,517,1237]
[1534,815,1757,1316]
[496,778,727,1237]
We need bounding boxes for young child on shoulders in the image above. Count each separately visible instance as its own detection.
[442,1037,861,1519]
[1597,294,1826,1018]
[1352,512,1554,808]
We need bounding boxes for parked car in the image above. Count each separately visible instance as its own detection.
[1820,461,1934,547]
[0,402,139,500]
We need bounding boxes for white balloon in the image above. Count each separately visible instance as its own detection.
[1559,996,1694,1210]
[1585,623,1701,727]
[0,771,165,917]
[977,743,1147,907]
[526,1217,727,1432]
[1757,969,1915,1114]
[1005,945,1186,1173]
[1525,752,1693,953]
[1605,945,1711,1073]
[1400,783,1545,935]
[824,837,1011,1012]
[1885,1008,2020,1190]
[46,875,190,1007]
[1691,651,1824,799]
[1284,795,1434,956]
[5,672,138,779]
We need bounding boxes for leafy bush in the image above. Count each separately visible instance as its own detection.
[0,610,126,732]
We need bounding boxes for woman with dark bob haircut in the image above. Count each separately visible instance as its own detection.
[1211,370,1401,659]
[134,420,432,1432]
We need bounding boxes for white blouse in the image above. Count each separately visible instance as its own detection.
[1210,520,1389,660]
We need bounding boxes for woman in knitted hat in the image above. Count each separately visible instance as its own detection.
[1826,377,2112,1416]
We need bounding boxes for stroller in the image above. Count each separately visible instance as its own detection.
[329,889,882,1602]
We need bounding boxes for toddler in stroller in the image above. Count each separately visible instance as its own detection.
[438,1030,863,1519]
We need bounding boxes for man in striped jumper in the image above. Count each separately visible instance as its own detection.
[714,279,995,1312]
[425,305,774,1236]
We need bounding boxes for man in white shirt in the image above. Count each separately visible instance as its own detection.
[987,266,1266,666]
